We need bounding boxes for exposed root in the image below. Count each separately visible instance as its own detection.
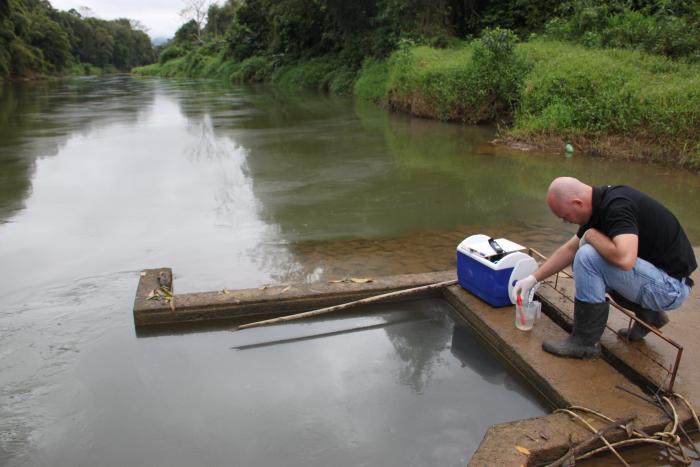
[548,391,700,466]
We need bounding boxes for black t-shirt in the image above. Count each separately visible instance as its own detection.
[577,185,697,279]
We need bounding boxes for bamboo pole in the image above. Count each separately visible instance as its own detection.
[236,279,457,331]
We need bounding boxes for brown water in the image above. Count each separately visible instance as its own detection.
[1,76,699,466]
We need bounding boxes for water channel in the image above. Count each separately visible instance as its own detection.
[1,76,699,466]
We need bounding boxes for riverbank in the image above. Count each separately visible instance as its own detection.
[133,36,700,171]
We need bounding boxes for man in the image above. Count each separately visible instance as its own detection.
[515,177,696,359]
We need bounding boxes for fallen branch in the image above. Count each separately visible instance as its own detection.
[544,393,700,466]
[548,416,635,467]
[236,279,457,331]
[554,409,631,466]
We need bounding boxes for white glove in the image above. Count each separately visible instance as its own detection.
[579,230,588,248]
[514,274,539,303]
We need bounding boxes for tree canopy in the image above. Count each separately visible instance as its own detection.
[171,0,698,64]
[1,0,155,78]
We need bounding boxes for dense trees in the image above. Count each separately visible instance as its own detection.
[163,0,566,64]
[4,0,698,80]
[156,0,698,70]
[0,0,154,79]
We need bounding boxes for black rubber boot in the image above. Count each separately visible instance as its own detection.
[609,291,669,342]
[542,299,610,359]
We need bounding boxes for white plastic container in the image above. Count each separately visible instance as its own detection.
[515,300,540,331]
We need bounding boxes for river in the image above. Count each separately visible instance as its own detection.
[1,75,698,466]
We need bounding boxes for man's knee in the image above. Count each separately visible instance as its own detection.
[573,244,603,271]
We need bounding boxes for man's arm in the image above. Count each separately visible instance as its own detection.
[584,228,638,270]
[533,235,580,281]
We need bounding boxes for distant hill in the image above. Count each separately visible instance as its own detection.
[151,36,171,46]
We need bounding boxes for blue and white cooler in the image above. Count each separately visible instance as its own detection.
[456,234,538,307]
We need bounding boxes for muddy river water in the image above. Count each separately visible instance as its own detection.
[1,76,699,466]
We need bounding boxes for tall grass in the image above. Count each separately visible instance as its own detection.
[381,29,528,123]
[514,40,700,166]
[365,36,700,167]
[272,57,356,94]
[134,33,700,168]
[353,59,389,102]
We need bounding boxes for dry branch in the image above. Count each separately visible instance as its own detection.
[548,416,634,467]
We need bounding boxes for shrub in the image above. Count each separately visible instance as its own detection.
[514,40,700,162]
[159,46,185,64]
[231,55,275,82]
[354,59,389,102]
[543,1,700,61]
[471,28,530,112]
[324,68,356,94]
[382,28,528,122]
[272,56,343,91]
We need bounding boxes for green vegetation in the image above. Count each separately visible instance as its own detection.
[131,0,700,168]
[7,0,699,167]
[544,1,700,61]
[373,36,700,167]
[380,29,529,122]
[0,0,154,79]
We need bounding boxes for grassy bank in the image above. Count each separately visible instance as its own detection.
[134,36,700,170]
[133,47,357,94]
[365,38,700,169]
[513,41,700,168]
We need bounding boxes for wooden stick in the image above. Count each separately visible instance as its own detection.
[236,279,457,331]
[548,416,635,467]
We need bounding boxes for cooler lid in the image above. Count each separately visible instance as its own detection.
[457,236,526,257]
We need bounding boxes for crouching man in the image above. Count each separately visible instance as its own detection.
[515,177,696,359]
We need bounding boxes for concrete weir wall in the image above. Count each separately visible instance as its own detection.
[134,267,699,465]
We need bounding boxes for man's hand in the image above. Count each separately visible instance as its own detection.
[514,274,539,303]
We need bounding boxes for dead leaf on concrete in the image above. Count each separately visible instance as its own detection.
[515,446,531,456]
[350,277,373,284]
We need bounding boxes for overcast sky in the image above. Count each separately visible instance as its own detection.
[50,0,201,39]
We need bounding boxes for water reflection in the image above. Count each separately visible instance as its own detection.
[0,77,156,223]
[451,325,535,398]
[382,302,453,393]
[1,75,699,467]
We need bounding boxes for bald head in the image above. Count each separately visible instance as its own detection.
[546,177,593,225]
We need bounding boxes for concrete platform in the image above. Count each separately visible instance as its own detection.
[132,255,699,465]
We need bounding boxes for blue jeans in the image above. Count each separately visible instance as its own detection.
[573,244,691,311]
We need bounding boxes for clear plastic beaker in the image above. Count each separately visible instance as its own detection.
[515,300,540,331]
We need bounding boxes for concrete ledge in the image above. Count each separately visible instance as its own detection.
[133,269,455,326]
[442,285,691,465]
[133,268,173,317]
